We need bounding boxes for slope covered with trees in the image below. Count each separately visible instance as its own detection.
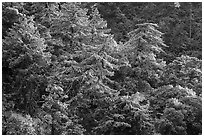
[2,2,202,135]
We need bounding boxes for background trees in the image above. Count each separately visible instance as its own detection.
[93,2,202,61]
[2,2,202,135]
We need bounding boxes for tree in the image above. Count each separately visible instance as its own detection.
[94,2,202,61]
[2,12,51,114]
[42,5,131,134]
[160,55,202,96]
[120,23,166,88]
[149,85,202,134]
[2,2,202,135]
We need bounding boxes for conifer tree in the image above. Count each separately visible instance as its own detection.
[121,23,167,87]
[47,2,89,55]
[44,4,125,98]
[3,12,51,114]
[42,4,129,134]
[76,5,122,93]
[3,2,201,135]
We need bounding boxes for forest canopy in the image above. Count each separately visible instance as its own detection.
[2,2,202,135]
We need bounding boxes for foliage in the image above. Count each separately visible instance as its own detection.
[120,23,166,88]
[2,9,51,114]
[3,111,37,135]
[41,84,86,134]
[94,2,202,61]
[2,2,24,38]
[2,2,202,135]
[41,4,130,134]
[149,85,202,134]
[160,55,202,96]
[92,92,155,135]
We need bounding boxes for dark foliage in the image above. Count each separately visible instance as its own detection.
[2,2,202,135]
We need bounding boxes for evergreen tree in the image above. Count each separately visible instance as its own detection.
[161,55,202,96]
[3,12,51,114]
[2,2,202,135]
[120,23,166,87]
[42,5,129,134]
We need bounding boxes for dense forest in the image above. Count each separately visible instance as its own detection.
[2,2,202,135]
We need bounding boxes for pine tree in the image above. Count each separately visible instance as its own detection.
[45,4,125,98]
[123,23,166,66]
[161,55,202,96]
[42,5,129,134]
[3,12,51,114]
[76,5,122,94]
[47,2,89,55]
[120,23,167,87]
[65,6,133,134]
